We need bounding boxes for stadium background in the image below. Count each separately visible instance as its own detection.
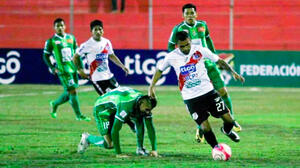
[0,0,300,87]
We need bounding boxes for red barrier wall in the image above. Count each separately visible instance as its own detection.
[0,0,299,50]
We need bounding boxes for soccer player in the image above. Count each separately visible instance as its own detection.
[149,31,244,151]
[77,87,159,158]
[43,18,90,121]
[168,3,242,143]
[73,20,135,131]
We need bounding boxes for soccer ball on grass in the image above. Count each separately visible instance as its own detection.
[212,143,232,161]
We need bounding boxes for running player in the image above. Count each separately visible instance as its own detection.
[77,87,159,158]
[43,18,90,121]
[149,31,244,151]
[168,3,242,143]
[73,19,135,132]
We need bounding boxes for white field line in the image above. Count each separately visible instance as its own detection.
[0,86,300,98]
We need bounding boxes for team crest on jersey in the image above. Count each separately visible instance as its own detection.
[198,26,205,32]
[192,112,198,120]
[67,39,73,43]
[192,51,203,60]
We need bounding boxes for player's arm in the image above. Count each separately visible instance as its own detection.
[148,69,163,98]
[111,118,124,155]
[144,117,159,157]
[167,26,178,52]
[216,59,245,83]
[108,54,129,75]
[43,39,58,75]
[134,117,145,150]
[73,53,89,79]
[205,24,217,53]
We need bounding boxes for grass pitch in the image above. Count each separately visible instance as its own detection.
[0,85,299,167]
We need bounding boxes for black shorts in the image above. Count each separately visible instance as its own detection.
[92,77,119,96]
[184,90,229,125]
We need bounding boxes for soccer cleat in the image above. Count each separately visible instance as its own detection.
[76,115,91,121]
[195,129,205,143]
[233,121,242,132]
[50,101,57,119]
[136,147,149,156]
[77,132,90,154]
[221,127,240,142]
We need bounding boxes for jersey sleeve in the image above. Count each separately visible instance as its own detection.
[43,39,53,55]
[158,55,171,72]
[107,39,114,55]
[72,35,78,51]
[114,103,129,123]
[204,22,210,38]
[168,26,178,45]
[76,43,86,58]
[201,47,219,62]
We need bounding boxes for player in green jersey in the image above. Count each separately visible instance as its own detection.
[77,87,159,158]
[43,18,90,121]
[168,3,242,143]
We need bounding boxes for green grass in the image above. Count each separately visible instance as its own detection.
[0,85,299,167]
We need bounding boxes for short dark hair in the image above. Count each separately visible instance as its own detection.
[182,3,197,13]
[176,31,189,41]
[53,18,65,25]
[138,95,157,109]
[90,20,103,31]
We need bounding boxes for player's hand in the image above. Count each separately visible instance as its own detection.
[150,150,161,157]
[148,86,156,99]
[78,69,89,79]
[116,154,130,158]
[233,73,245,83]
[122,67,129,76]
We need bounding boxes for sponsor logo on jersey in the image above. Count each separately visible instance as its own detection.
[67,39,73,43]
[55,41,61,45]
[180,64,196,75]
[198,26,205,32]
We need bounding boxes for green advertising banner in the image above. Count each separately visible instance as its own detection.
[220,50,300,87]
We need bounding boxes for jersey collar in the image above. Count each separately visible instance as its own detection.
[55,33,66,39]
[183,21,197,28]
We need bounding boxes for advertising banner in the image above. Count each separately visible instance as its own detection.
[0,48,299,87]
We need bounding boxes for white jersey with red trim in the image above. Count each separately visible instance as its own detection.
[76,37,114,81]
[158,45,219,100]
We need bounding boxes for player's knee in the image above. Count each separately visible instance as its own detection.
[218,87,228,97]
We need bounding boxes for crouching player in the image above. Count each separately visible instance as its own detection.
[77,87,159,158]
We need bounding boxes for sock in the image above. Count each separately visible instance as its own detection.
[53,91,69,112]
[222,95,234,117]
[197,125,204,137]
[87,135,108,148]
[204,131,218,148]
[223,122,234,134]
[69,93,82,117]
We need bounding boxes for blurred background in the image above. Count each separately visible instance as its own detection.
[0,0,300,86]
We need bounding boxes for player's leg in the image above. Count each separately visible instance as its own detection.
[208,92,240,142]
[205,59,242,132]
[78,107,113,153]
[67,73,90,121]
[200,120,219,148]
[50,91,69,118]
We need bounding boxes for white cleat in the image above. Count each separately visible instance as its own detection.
[77,132,90,154]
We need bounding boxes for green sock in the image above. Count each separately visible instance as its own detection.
[69,93,82,117]
[53,91,69,112]
[87,135,108,148]
[222,95,234,117]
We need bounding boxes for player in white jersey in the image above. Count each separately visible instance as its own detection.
[73,20,136,132]
[148,31,245,150]
[74,20,129,95]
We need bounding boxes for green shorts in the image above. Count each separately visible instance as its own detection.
[204,59,225,90]
[58,73,79,91]
[93,106,115,136]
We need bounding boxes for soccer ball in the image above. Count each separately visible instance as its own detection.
[212,143,232,161]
